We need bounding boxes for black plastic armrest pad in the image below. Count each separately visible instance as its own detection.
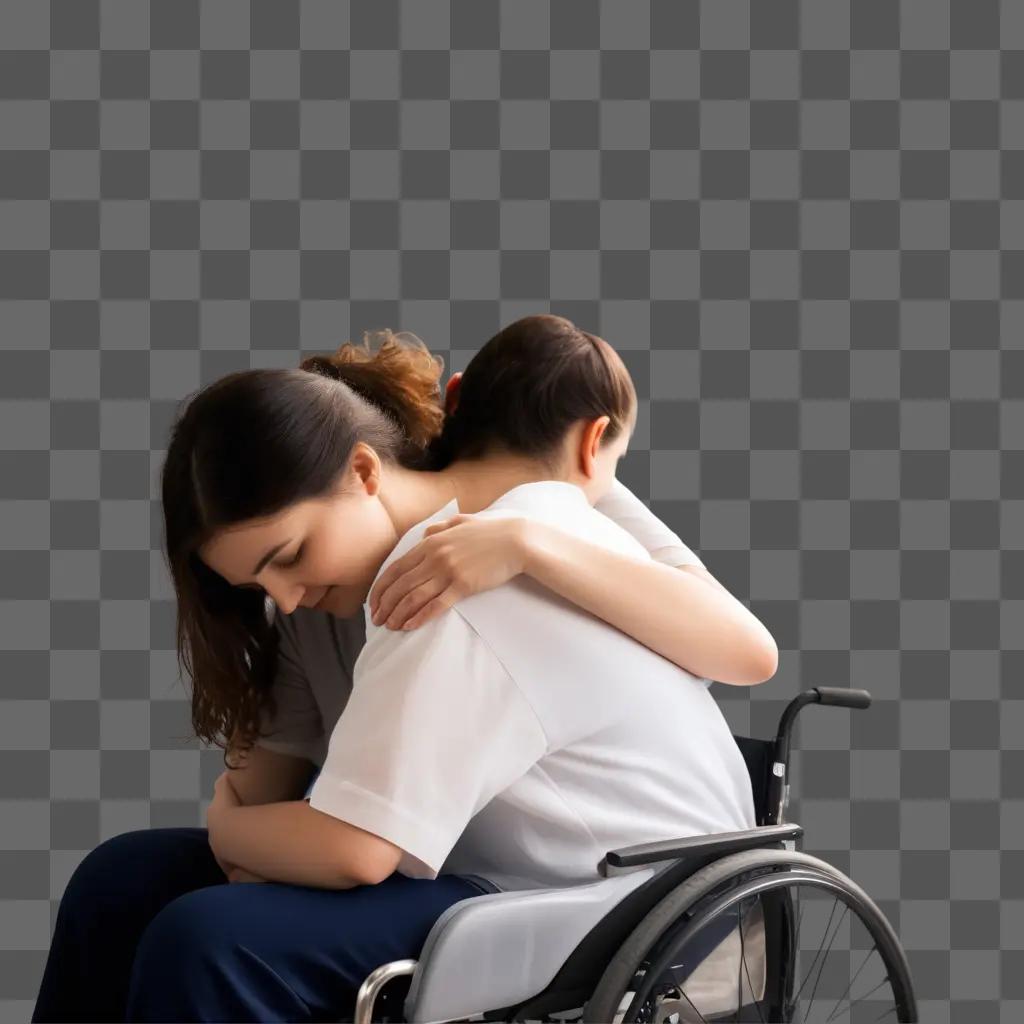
[604,823,804,869]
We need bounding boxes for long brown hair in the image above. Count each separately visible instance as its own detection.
[160,314,636,765]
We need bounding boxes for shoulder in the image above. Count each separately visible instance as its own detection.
[359,595,483,668]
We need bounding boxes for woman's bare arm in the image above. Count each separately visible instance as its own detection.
[521,521,778,686]
[209,736,324,883]
[222,738,317,806]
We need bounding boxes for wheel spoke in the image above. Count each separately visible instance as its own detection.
[675,987,708,1024]
[596,868,910,1024]
[809,974,893,1022]
[805,901,849,1018]
[791,897,841,1006]
[824,945,879,1023]
[738,900,765,1024]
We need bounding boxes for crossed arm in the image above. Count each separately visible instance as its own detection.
[208,774,400,890]
[209,742,399,890]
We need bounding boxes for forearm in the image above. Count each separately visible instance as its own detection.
[521,522,777,686]
[222,740,317,807]
[209,800,364,890]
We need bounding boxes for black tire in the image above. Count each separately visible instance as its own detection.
[583,847,917,1024]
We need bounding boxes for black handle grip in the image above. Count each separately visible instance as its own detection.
[813,687,871,710]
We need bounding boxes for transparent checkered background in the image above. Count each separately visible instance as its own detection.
[1,1,1021,1020]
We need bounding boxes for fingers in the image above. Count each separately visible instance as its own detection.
[423,514,467,536]
[402,588,459,630]
[368,547,428,615]
[368,518,470,624]
[378,578,447,629]
[371,560,440,626]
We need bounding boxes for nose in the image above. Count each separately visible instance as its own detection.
[264,583,306,616]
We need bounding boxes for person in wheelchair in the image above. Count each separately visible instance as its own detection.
[31,315,778,1023]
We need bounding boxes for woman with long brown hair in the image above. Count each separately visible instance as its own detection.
[32,314,776,1023]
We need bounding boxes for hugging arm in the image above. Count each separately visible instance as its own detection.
[369,477,778,686]
[520,527,776,685]
[521,478,778,685]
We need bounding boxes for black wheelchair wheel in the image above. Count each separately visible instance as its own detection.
[583,848,917,1024]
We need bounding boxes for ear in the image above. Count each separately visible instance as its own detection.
[348,442,382,496]
[579,416,610,477]
[444,372,463,416]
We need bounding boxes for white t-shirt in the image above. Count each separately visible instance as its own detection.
[254,476,710,769]
[303,479,756,891]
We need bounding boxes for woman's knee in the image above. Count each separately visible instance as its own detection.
[61,827,210,913]
[60,829,151,907]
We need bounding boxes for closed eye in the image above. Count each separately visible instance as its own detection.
[236,544,303,590]
[279,544,303,568]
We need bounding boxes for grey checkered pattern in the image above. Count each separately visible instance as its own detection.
[0,0,1019,1020]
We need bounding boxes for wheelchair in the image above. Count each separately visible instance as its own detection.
[350,688,919,1024]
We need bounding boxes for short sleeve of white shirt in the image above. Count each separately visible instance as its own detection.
[594,477,713,689]
[253,605,325,763]
[307,606,549,879]
[595,477,705,570]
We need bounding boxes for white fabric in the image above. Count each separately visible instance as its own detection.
[253,476,708,766]
[595,477,705,571]
[307,480,756,891]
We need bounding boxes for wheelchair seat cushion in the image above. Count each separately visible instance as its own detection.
[404,867,658,1023]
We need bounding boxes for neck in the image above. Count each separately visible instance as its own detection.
[381,453,568,537]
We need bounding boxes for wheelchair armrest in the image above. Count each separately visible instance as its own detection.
[600,823,804,877]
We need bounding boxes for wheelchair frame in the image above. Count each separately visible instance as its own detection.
[352,686,913,1024]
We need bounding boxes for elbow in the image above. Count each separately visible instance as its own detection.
[343,839,403,888]
[748,637,779,686]
[713,625,778,687]
[315,806,403,887]
[340,858,385,888]
[352,857,396,888]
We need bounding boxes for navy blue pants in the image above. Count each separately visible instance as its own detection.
[30,826,490,1023]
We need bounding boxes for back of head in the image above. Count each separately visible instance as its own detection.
[160,314,636,762]
[422,314,637,473]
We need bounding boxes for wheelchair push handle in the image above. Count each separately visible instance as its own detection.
[776,686,873,750]
[813,686,871,710]
[766,686,874,826]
